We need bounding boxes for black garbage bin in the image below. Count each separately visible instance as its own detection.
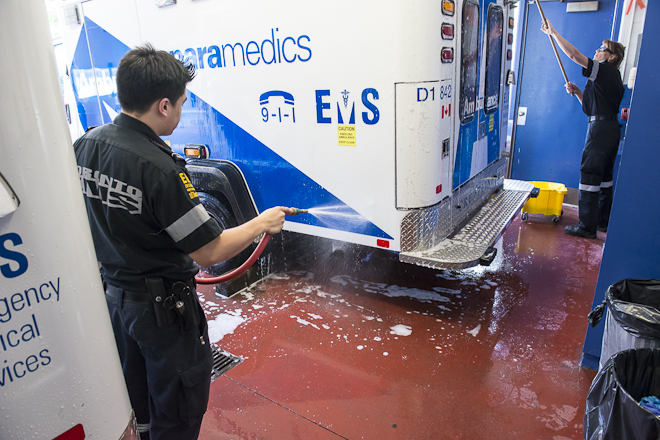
[584,348,660,440]
[588,279,660,370]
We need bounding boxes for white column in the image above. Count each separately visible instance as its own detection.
[0,0,135,438]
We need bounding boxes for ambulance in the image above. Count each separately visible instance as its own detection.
[55,0,533,275]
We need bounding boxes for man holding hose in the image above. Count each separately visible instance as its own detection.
[541,20,625,239]
[75,44,288,439]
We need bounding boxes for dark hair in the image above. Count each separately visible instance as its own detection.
[603,40,625,69]
[116,43,195,114]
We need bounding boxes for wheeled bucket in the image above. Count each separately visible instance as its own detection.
[520,181,567,223]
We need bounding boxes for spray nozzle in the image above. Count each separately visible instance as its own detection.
[287,207,309,216]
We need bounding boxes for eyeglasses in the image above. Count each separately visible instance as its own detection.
[597,46,611,53]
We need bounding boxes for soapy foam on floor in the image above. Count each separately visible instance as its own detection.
[201,270,487,356]
[291,315,321,330]
[208,313,245,344]
[467,324,481,337]
[390,324,413,336]
[331,275,456,306]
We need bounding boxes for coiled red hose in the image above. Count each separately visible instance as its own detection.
[195,233,271,284]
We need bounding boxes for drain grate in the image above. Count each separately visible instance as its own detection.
[210,345,243,382]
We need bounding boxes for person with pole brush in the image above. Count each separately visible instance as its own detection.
[74,44,289,440]
[540,20,625,239]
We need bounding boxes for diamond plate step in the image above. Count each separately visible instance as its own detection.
[400,180,534,270]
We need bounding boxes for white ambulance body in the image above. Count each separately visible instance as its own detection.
[56,0,532,271]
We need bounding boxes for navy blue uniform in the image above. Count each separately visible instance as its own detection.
[74,113,222,440]
[578,59,625,233]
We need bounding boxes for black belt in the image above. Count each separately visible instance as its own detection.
[105,285,150,305]
[589,115,617,122]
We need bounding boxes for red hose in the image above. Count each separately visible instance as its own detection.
[195,233,271,284]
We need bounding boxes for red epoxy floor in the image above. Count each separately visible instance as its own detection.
[197,205,604,439]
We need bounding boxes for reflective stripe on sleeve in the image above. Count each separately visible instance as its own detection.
[137,423,150,433]
[165,204,211,242]
[588,60,599,82]
[601,180,614,188]
[579,183,601,192]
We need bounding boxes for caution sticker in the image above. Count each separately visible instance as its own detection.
[338,125,356,146]
[489,114,495,132]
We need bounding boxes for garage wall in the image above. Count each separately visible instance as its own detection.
[510,0,620,188]
[581,0,660,369]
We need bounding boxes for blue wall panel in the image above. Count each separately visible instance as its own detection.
[582,0,660,368]
[512,0,617,187]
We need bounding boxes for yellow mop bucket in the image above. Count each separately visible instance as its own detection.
[521,181,567,223]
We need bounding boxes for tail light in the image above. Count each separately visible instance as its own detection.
[441,23,455,40]
[441,47,454,63]
[442,0,455,16]
[183,144,209,159]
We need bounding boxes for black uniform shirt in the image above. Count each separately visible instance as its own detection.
[74,113,222,291]
[582,58,625,117]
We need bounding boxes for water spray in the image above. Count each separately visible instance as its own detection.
[195,207,309,284]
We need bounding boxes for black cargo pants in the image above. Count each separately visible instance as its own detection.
[578,120,621,234]
[105,283,213,440]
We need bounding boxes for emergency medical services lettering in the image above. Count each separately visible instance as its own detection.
[78,166,143,214]
[0,232,55,387]
[179,173,199,199]
[315,88,380,125]
[170,28,312,69]
[0,233,28,279]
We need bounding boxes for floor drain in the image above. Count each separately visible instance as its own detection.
[210,345,243,382]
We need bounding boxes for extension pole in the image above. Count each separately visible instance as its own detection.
[536,0,570,83]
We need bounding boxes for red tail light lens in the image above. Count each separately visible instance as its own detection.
[442,23,455,40]
[441,47,454,63]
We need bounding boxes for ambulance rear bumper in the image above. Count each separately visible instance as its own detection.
[399,179,534,270]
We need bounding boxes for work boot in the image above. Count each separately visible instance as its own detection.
[564,225,597,239]
[597,225,608,233]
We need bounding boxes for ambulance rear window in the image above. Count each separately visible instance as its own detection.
[485,5,504,115]
[459,0,480,124]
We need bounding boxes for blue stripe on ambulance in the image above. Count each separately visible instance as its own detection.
[70,17,392,240]
[452,0,502,190]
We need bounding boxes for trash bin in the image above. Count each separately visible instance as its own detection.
[584,348,660,440]
[587,279,660,370]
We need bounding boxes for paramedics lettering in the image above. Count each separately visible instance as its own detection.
[171,28,312,69]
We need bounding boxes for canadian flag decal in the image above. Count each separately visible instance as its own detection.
[441,104,451,119]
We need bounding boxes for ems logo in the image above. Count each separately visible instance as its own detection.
[179,173,199,199]
[442,104,451,119]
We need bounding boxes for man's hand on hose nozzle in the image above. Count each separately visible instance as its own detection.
[189,206,286,267]
[258,206,288,235]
